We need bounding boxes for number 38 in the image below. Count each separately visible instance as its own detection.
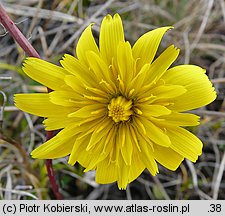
[209,204,221,212]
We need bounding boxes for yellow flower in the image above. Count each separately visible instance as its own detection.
[14,14,216,189]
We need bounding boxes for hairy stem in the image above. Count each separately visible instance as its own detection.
[0,4,63,199]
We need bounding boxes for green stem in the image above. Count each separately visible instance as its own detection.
[0,3,63,200]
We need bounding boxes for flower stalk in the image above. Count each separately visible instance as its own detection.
[0,4,63,199]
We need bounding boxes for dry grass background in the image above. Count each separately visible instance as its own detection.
[0,0,225,200]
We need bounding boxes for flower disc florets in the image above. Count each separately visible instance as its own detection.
[108,96,133,123]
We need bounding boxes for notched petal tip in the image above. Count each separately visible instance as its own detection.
[113,13,122,20]
[13,94,24,108]
[167,26,174,30]
[104,14,113,21]
[30,148,40,158]
[68,157,76,166]
[150,169,159,176]
[103,13,121,22]
[132,26,176,71]
[22,57,37,68]
[169,44,180,52]
[60,54,71,62]
[202,68,207,74]
[30,149,47,159]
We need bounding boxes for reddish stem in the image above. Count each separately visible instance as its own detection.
[0,4,39,58]
[46,131,63,200]
[0,4,63,199]
[46,159,63,200]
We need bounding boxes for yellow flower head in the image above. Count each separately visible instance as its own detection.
[15,14,216,189]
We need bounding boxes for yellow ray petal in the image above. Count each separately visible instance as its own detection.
[127,63,150,96]
[75,136,100,169]
[137,133,159,175]
[129,125,141,151]
[68,132,92,166]
[96,158,118,184]
[150,84,187,99]
[140,117,171,147]
[23,58,67,90]
[144,45,180,85]
[31,138,74,159]
[61,54,97,87]
[140,104,171,117]
[43,116,74,130]
[84,132,114,172]
[84,86,108,98]
[86,51,116,90]
[49,90,82,107]
[153,144,184,171]
[132,26,173,72]
[82,127,115,172]
[117,154,130,189]
[99,14,125,65]
[101,125,117,156]
[14,93,72,117]
[128,153,145,183]
[167,127,203,162]
[162,65,217,111]
[86,118,113,151]
[117,41,134,83]
[46,115,97,132]
[31,124,78,159]
[158,112,200,126]
[67,121,103,165]
[64,75,86,94]
[138,84,186,104]
[120,124,133,166]
[76,24,99,65]
[68,104,105,118]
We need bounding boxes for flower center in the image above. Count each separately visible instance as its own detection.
[108,96,133,123]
